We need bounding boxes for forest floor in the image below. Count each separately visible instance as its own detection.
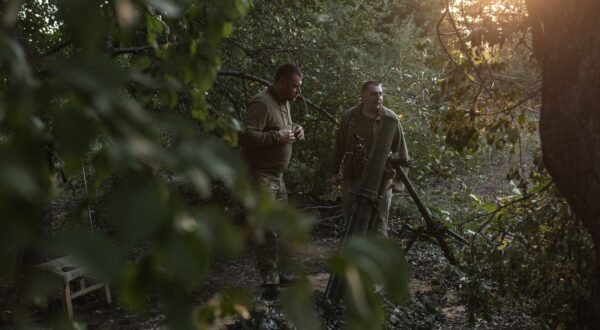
[1,152,538,329]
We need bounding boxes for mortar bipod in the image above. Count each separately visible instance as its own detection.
[388,155,467,265]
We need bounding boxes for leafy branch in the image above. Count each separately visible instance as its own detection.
[466,181,553,248]
[216,70,338,123]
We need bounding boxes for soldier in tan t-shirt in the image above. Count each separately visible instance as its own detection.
[239,63,304,287]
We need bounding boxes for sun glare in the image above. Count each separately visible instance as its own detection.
[449,0,524,23]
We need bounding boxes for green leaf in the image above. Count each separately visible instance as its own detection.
[106,185,169,245]
[482,202,497,213]
[0,36,35,85]
[193,208,242,258]
[343,237,409,303]
[177,138,244,188]
[235,0,252,16]
[53,106,97,169]
[48,57,126,98]
[155,230,210,286]
[282,278,320,330]
[222,22,234,37]
[58,0,108,52]
[0,161,40,202]
[145,13,164,46]
[327,237,408,329]
[468,193,481,203]
[121,261,154,312]
[132,55,152,70]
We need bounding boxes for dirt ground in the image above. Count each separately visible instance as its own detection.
[1,150,537,329]
[4,210,533,329]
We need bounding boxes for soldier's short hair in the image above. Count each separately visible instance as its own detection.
[274,63,303,82]
[361,81,382,93]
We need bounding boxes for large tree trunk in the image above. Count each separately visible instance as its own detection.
[527,0,600,326]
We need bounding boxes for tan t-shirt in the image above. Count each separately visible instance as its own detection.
[239,88,293,176]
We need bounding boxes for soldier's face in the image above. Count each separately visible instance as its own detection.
[277,74,302,102]
[362,84,383,112]
[285,74,302,102]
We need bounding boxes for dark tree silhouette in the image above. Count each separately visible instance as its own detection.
[528,0,600,325]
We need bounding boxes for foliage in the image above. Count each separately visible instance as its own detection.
[412,0,595,326]
[1,0,264,327]
[433,0,539,153]
[210,0,458,192]
[459,167,594,327]
[329,237,409,329]
[2,0,596,328]
[0,0,417,329]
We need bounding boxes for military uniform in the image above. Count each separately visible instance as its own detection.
[329,104,409,236]
[240,87,295,285]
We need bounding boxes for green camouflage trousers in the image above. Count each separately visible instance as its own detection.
[252,172,287,285]
[342,178,392,236]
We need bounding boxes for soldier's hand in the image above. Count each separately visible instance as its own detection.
[279,129,296,143]
[293,125,305,141]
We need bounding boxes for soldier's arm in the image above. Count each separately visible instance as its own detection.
[239,101,282,147]
[393,120,409,165]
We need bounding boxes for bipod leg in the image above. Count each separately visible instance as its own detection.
[432,228,457,265]
[324,274,344,305]
[397,223,408,237]
[399,224,418,254]
[405,232,418,254]
[325,195,382,304]
[394,166,459,265]
[401,224,440,255]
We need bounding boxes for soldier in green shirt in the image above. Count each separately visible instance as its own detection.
[329,81,409,236]
[240,63,304,287]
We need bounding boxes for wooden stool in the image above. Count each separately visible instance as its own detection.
[35,255,111,318]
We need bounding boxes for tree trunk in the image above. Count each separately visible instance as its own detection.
[527,0,600,327]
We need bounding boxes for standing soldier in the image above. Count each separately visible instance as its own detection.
[239,63,304,287]
[329,81,409,236]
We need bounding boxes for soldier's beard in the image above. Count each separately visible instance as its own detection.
[370,103,382,112]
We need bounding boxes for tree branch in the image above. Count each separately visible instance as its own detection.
[110,45,155,57]
[217,69,271,85]
[216,70,338,124]
[474,91,540,116]
[444,0,485,85]
[465,181,553,243]
[41,39,73,57]
[436,5,458,69]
